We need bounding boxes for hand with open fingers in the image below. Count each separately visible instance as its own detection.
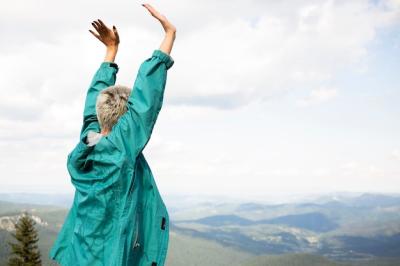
[89,19,120,48]
[142,3,176,34]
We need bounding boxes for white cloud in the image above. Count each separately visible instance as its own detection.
[296,87,338,107]
[1,0,399,110]
[391,149,400,160]
[168,0,400,108]
[340,161,359,171]
[339,161,386,179]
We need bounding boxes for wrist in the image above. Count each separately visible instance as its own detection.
[104,46,118,63]
[165,30,176,37]
[106,45,119,52]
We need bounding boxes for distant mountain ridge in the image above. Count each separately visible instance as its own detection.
[259,212,338,232]
[1,192,400,265]
[178,212,338,232]
[0,193,73,207]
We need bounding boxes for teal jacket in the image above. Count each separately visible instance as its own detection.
[49,49,174,266]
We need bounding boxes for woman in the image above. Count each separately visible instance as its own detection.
[49,4,176,266]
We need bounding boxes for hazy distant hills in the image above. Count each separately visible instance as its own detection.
[0,192,400,266]
[0,193,73,207]
[185,212,338,232]
[243,253,351,266]
[259,212,338,232]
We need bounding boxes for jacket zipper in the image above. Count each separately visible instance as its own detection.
[133,213,140,249]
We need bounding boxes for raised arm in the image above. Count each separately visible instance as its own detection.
[108,4,176,161]
[80,19,120,142]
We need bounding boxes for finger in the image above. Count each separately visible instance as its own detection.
[89,29,102,41]
[143,3,155,11]
[149,4,161,15]
[112,25,119,35]
[91,21,101,32]
[94,20,107,35]
[98,19,108,30]
[98,20,111,36]
[113,25,120,40]
[143,4,165,22]
[142,3,158,16]
[89,29,96,37]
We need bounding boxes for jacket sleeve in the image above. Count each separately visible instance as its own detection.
[79,62,119,142]
[108,49,174,161]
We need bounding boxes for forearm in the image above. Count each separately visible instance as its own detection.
[159,31,176,55]
[104,45,118,63]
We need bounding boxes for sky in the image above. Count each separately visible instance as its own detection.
[0,0,399,203]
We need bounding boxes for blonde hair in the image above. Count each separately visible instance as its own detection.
[96,85,132,132]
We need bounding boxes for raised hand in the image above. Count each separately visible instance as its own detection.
[89,19,119,62]
[142,3,176,34]
[89,19,120,48]
[142,3,176,55]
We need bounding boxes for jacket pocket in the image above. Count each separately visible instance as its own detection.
[155,202,169,251]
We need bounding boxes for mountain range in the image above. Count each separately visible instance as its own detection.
[0,192,399,265]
